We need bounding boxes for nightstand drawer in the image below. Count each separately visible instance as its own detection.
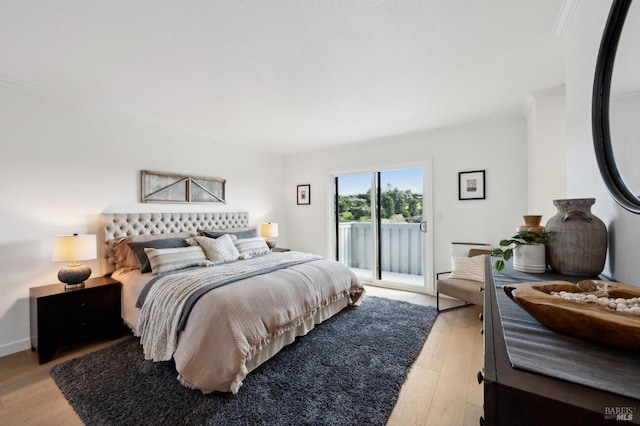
[40,285,120,319]
[44,311,120,344]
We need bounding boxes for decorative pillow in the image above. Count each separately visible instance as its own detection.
[448,255,485,282]
[108,239,129,271]
[109,232,196,272]
[199,227,258,240]
[128,238,189,273]
[187,234,240,264]
[234,237,271,257]
[144,246,210,275]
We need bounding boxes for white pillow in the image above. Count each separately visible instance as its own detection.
[187,234,240,263]
[448,255,485,282]
[144,246,210,275]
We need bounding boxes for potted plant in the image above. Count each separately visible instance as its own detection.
[492,230,551,272]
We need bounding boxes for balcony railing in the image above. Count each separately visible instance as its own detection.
[338,222,423,276]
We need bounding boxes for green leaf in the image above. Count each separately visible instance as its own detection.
[503,249,513,261]
[494,259,505,271]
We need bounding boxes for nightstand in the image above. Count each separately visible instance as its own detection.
[30,276,125,364]
[272,247,290,252]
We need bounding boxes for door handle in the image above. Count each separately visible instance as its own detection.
[419,221,427,233]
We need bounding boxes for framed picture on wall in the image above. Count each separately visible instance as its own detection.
[458,170,485,200]
[297,184,311,205]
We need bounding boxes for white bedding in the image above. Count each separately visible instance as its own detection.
[114,252,365,393]
[113,268,148,331]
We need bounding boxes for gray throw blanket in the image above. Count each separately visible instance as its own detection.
[137,253,322,331]
[135,252,322,361]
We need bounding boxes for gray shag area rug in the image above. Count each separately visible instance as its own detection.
[51,296,438,426]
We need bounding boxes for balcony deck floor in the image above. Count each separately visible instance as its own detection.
[350,267,425,288]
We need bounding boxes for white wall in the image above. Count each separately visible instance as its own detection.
[610,93,640,196]
[565,0,640,283]
[9,0,622,357]
[0,81,286,357]
[526,85,567,222]
[283,115,529,292]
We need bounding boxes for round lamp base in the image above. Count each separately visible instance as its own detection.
[58,264,91,288]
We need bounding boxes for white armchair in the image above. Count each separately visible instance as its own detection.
[436,243,491,312]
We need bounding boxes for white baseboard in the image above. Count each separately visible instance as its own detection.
[0,338,31,358]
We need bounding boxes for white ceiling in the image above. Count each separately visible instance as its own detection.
[0,0,566,154]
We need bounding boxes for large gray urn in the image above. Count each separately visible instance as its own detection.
[546,198,607,276]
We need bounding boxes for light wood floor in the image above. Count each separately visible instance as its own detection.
[370,286,485,426]
[0,286,483,426]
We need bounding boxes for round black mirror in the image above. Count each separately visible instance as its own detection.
[592,0,640,213]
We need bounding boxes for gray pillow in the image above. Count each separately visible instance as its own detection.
[128,237,189,273]
[200,227,258,240]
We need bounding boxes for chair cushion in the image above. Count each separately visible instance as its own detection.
[436,277,484,307]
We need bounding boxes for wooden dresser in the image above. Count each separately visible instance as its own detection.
[482,260,640,425]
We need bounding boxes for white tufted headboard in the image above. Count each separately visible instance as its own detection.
[100,212,249,273]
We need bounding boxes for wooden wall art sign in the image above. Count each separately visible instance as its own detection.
[141,170,226,204]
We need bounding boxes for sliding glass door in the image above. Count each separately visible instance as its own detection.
[335,166,426,289]
[335,172,374,280]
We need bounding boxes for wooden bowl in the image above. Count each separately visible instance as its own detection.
[503,280,640,352]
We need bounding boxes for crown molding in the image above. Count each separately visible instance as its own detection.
[553,0,580,38]
[531,84,566,99]
[0,75,232,145]
[303,111,525,156]
[612,90,640,103]
[524,84,566,118]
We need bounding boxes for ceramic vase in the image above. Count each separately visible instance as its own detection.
[513,244,547,273]
[516,215,545,233]
[545,198,607,276]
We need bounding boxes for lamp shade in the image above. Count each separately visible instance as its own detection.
[52,234,96,287]
[260,223,279,238]
[52,234,97,262]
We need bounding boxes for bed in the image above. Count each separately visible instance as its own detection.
[101,212,365,394]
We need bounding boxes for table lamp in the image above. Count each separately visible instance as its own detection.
[260,223,279,249]
[52,234,97,289]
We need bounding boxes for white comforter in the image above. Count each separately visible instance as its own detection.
[129,252,365,393]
